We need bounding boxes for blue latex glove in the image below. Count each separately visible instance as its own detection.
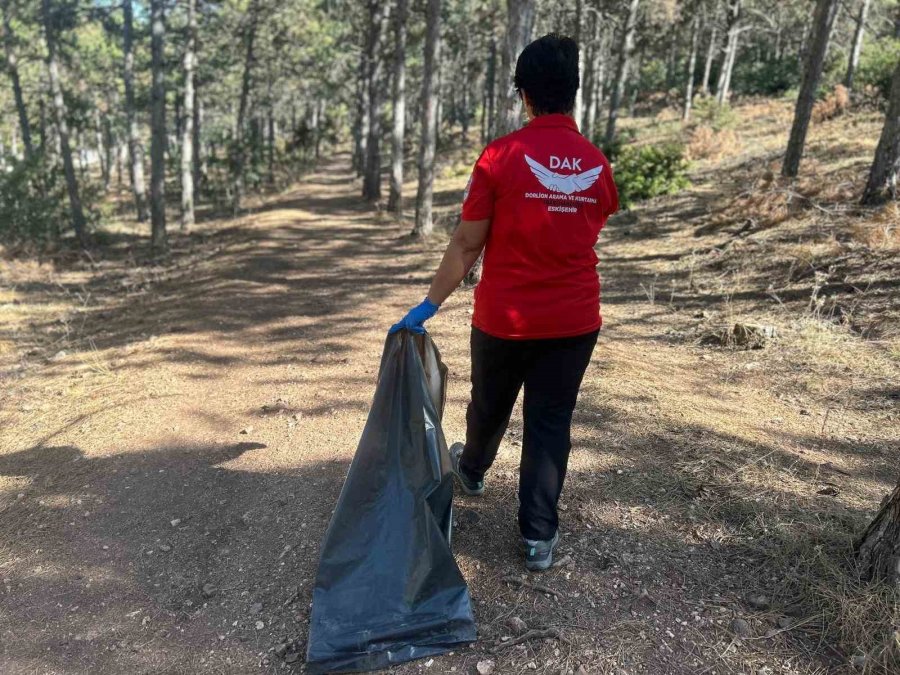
[389,298,440,335]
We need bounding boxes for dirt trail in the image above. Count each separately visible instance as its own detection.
[1,155,896,674]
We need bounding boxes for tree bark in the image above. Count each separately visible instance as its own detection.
[362,0,390,201]
[387,0,408,214]
[683,13,700,121]
[94,108,109,188]
[700,25,717,95]
[181,0,196,229]
[844,0,870,91]
[232,0,260,213]
[413,0,441,237]
[573,0,584,127]
[2,1,33,159]
[715,0,741,105]
[861,58,900,204]
[484,34,497,141]
[41,0,87,246]
[781,0,839,178]
[149,0,167,249]
[353,46,368,176]
[498,0,536,136]
[193,91,203,195]
[605,0,640,146]
[103,112,113,190]
[580,8,597,136]
[855,477,900,584]
[123,0,149,222]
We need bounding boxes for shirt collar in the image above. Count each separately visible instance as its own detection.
[526,114,580,132]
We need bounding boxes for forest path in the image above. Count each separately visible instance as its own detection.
[1,154,896,674]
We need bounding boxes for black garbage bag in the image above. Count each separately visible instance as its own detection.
[305,331,477,674]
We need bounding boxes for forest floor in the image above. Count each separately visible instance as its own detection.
[1,100,899,675]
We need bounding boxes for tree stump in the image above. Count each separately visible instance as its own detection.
[855,478,900,584]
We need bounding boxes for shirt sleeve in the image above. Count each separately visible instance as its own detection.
[461,147,495,221]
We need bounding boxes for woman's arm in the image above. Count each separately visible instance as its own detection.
[389,218,490,334]
[426,218,491,305]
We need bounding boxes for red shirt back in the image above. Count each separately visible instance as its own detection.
[461,114,618,339]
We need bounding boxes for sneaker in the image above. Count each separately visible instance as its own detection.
[449,442,484,496]
[523,531,560,572]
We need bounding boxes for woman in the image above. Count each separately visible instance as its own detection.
[390,34,619,571]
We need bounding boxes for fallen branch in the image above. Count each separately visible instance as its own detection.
[491,627,560,653]
[501,575,565,599]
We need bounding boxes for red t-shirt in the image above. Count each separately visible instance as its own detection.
[461,114,619,339]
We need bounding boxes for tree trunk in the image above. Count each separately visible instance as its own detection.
[484,35,497,142]
[123,0,149,222]
[193,91,203,195]
[387,0,408,214]
[38,98,46,151]
[498,0,536,136]
[103,112,113,190]
[605,0,640,146]
[580,8,597,135]
[683,13,700,121]
[266,93,274,185]
[460,28,471,139]
[573,0,584,127]
[180,0,196,229]
[94,108,109,188]
[855,477,900,584]
[435,64,443,147]
[844,0,870,91]
[700,25,717,95]
[232,0,260,213]
[41,0,87,246]
[716,29,738,104]
[627,46,644,117]
[861,58,900,204]
[781,0,839,178]
[413,0,441,237]
[2,1,33,159]
[315,100,324,158]
[586,20,606,141]
[149,0,167,249]
[353,47,368,176]
[363,0,390,201]
[716,0,741,105]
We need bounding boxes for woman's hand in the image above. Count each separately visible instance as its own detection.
[389,298,440,335]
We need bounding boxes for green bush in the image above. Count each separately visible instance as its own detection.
[733,58,800,96]
[691,95,738,131]
[856,38,900,99]
[598,127,637,163]
[0,153,70,245]
[613,143,691,209]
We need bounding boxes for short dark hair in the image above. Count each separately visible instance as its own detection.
[514,34,579,116]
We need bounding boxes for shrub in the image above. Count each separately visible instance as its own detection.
[0,153,71,246]
[732,58,800,96]
[613,143,690,209]
[686,126,742,161]
[598,127,637,163]
[691,95,738,131]
[812,84,851,122]
[856,38,900,99]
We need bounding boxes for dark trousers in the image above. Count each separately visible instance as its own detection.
[459,327,598,541]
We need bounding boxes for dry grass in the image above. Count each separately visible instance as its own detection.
[813,85,851,124]
[686,126,744,161]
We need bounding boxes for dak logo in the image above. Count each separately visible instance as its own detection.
[525,154,602,195]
